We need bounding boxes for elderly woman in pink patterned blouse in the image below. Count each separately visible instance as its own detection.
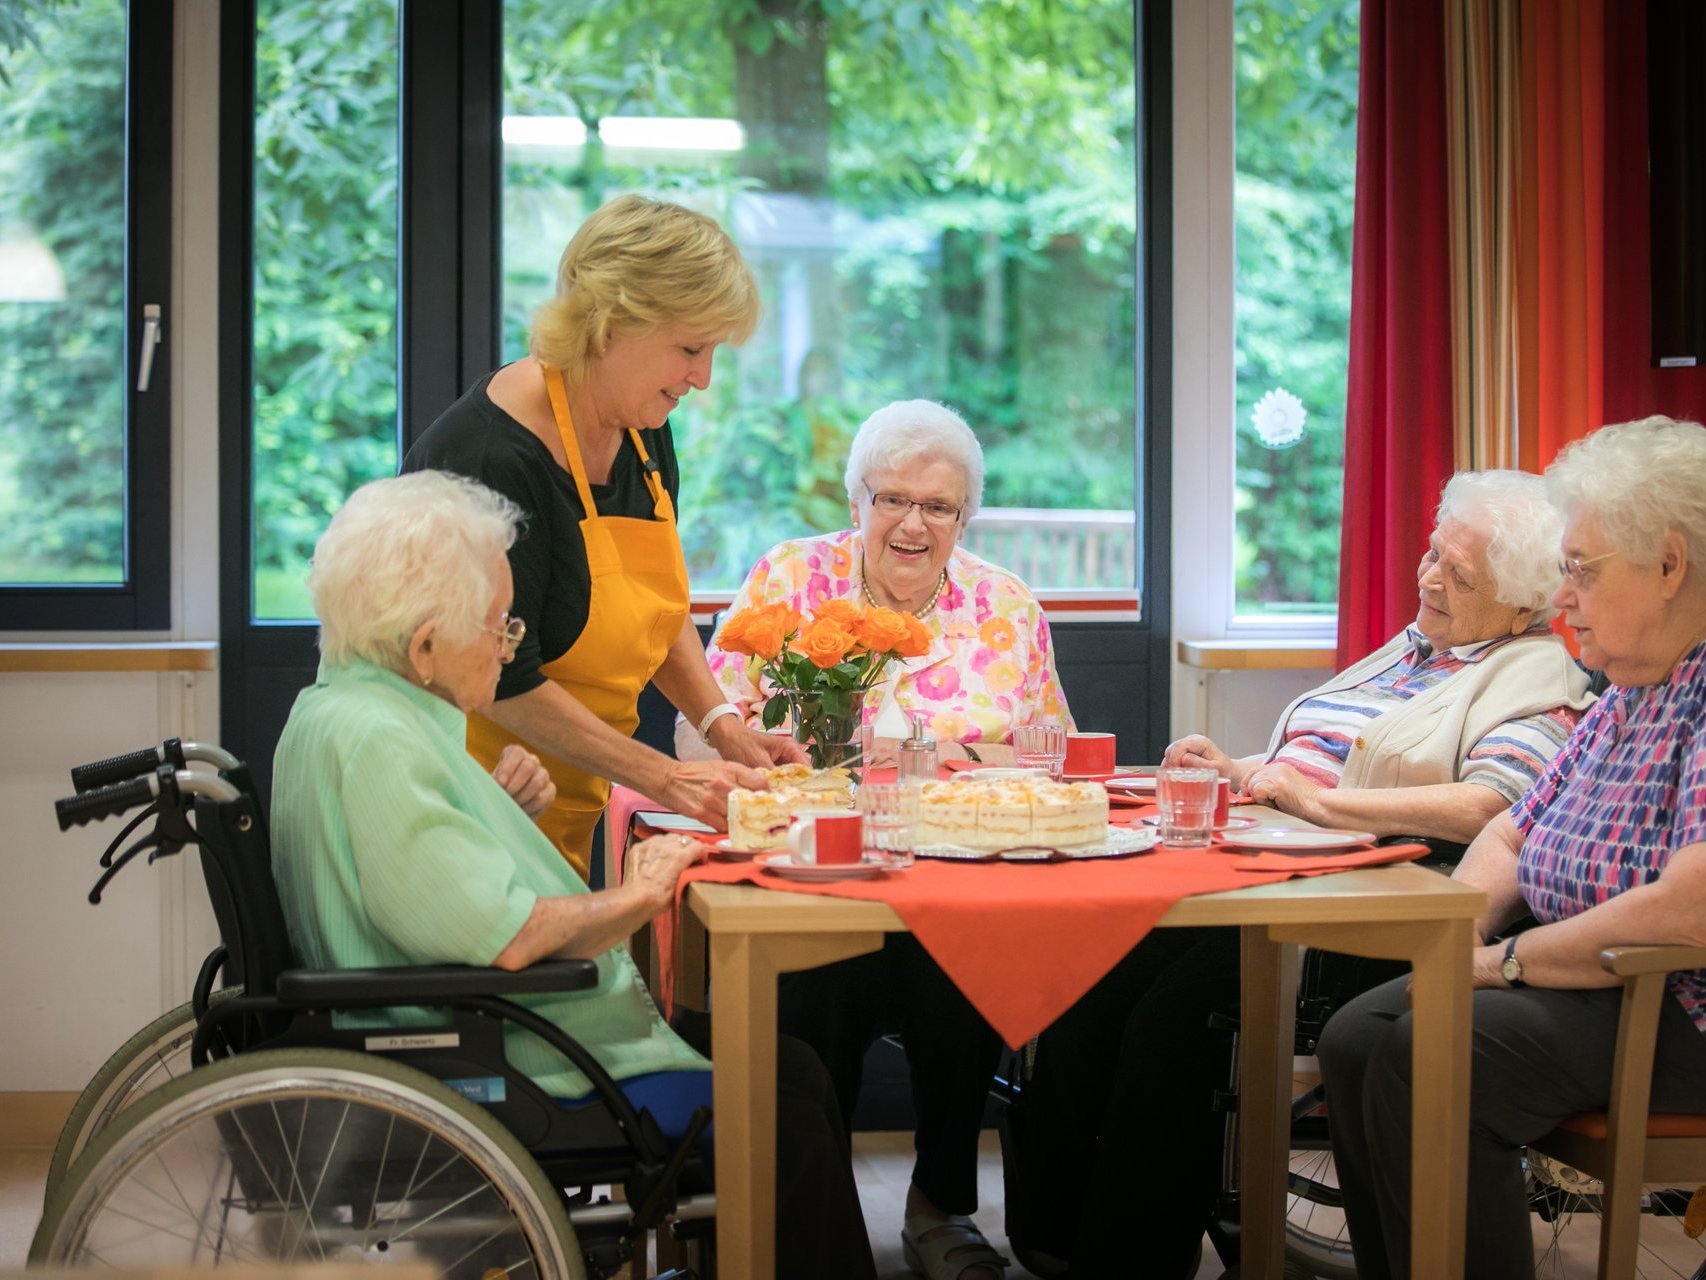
[676,398,1072,768]
[679,399,1058,1280]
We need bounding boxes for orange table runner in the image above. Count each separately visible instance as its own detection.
[645,816,1427,1049]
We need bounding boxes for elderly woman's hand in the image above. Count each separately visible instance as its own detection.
[1163,734,1235,776]
[622,832,706,914]
[1244,762,1328,825]
[493,744,557,818]
[658,759,771,832]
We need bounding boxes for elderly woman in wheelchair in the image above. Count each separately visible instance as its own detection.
[33,470,875,1280]
[1319,416,1706,1280]
[1005,469,1598,1279]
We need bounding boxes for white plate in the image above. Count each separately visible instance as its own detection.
[1101,774,1158,791]
[1139,813,1258,831]
[755,852,910,881]
[915,825,1159,861]
[951,767,1051,782]
[713,838,770,858]
[1218,827,1377,852]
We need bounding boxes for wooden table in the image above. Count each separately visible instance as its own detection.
[681,858,1484,1280]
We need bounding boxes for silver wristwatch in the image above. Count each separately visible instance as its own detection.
[1500,936,1526,988]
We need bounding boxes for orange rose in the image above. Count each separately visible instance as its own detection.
[793,616,859,669]
[897,613,932,658]
[854,607,911,656]
[816,598,863,628]
[715,608,756,656]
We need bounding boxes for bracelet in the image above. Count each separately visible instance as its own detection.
[697,702,742,743]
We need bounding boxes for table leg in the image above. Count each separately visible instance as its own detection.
[708,930,885,1280]
[1239,926,1298,1279]
[1274,917,1474,1280]
[1404,917,1473,1279]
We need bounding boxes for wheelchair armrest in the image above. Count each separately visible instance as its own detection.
[275,959,598,1007]
[1599,944,1706,979]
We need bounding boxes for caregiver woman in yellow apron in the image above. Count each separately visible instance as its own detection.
[403,195,803,879]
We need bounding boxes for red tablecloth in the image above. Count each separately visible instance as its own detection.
[626,789,1427,1048]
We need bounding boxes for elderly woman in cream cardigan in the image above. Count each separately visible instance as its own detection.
[1167,469,1598,845]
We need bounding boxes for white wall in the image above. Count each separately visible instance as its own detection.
[0,2,223,1090]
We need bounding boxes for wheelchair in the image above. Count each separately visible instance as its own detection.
[32,741,716,1280]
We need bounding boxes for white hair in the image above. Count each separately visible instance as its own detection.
[1545,416,1706,567]
[1436,469,1563,617]
[310,471,521,669]
[843,399,986,520]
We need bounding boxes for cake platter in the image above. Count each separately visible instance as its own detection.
[915,824,1158,862]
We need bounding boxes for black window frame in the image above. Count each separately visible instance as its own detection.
[0,0,174,631]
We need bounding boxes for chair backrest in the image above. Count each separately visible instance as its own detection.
[193,791,297,1000]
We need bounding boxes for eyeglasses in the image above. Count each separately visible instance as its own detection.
[1557,551,1618,586]
[483,611,526,652]
[865,484,962,525]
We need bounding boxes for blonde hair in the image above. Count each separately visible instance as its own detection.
[311,472,520,670]
[530,194,760,381]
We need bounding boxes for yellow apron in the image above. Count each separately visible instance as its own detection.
[467,366,690,879]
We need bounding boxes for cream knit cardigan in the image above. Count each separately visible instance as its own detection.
[1260,629,1598,793]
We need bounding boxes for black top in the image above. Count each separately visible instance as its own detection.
[401,369,681,700]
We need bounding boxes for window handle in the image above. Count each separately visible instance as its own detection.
[136,303,163,392]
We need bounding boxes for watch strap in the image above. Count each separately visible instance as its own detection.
[1502,935,1526,988]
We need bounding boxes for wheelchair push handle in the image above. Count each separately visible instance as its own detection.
[70,739,241,792]
[56,770,241,830]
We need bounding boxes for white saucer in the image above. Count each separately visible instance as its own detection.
[755,852,909,881]
[951,767,1050,782]
[1139,813,1258,831]
[1218,827,1377,852]
[1100,774,1158,791]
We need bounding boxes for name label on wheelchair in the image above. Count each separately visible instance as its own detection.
[365,1032,461,1051]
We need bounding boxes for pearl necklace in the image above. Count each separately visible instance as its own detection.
[861,559,948,621]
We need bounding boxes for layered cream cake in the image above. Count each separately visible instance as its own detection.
[916,776,1109,850]
[726,765,857,850]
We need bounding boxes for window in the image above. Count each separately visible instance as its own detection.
[501,0,1139,594]
[1231,0,1357,621]
[0,0,171,629]
[248,0,401,622]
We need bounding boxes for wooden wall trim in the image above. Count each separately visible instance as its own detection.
[1177,639,1335,671]
[0,643,218,673]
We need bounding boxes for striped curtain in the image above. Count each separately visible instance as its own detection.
[1339,0,1706,661]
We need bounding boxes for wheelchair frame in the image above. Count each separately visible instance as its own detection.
[34,739,716,1280]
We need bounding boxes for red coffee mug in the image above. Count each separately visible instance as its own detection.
[787,809,863,865]
[1063,731,1117,777]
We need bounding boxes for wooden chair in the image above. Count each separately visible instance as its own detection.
[1529,944,1706,1280]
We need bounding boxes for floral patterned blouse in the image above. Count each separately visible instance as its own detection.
[706,529,1074,745]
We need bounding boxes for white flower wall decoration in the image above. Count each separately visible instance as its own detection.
[1251,387,1307,448]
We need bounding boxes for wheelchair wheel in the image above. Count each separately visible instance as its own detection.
[1526,1150,1706,1279]
[33,1047,583,1280]
[46,988,241,1196]
[1282,1143,1357,1280]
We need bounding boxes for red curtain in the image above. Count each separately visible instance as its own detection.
[1336,0,1458,669]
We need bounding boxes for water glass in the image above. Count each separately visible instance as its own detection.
[857,782,919,861]
[1157,766,1219,847]
[1012,720,1067,780]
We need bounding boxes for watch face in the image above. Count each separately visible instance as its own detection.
[1501,957,1520,980]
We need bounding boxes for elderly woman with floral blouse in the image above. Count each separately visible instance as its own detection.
[677,399,1062,1280]
[676,398,1071,766]
[1319,416,1706,1280]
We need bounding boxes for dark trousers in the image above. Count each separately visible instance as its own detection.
[1317,976,1706,1280]
[672,1010,877,1280]
[777,932,1005,1214]
[1010,927,1242,1278]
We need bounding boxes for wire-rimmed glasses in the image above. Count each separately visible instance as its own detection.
[864,484,961,525]
[1557,551,1618,586]
[484,611,526,653]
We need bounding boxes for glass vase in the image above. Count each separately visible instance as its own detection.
[789,688,867,772]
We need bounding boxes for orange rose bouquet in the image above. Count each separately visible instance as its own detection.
[717,598,931,768]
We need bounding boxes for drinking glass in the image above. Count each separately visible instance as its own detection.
[856,782,919,862]
[1157,766,1219,847]
[1012,720,1067,780]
